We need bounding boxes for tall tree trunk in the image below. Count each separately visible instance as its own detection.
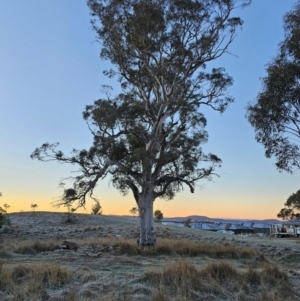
[137,192,156,247]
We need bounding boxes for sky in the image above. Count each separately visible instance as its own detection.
[0,0,299,219]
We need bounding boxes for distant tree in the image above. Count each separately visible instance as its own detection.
[31,0,250,246]
[0,192,2,197]
[278,189,300,220]
[3,204,10,212]
[53,188,78,222]
[130,207,138,218]
[247,2,300,173]
[184,218,192,228]
[91,200,102,215]
[0,202,10,230]
[31,204,38,214]
[154,209,163,223]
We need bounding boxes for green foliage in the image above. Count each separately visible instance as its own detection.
[31,0,249,208]
[31,0,250,246]
[247,2,300,173]
[154,209,163,223]
[278,189,300,220]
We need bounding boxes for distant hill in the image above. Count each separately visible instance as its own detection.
[164,215,211,222]
[248,219,281,224]
[109,214,283,224]
[162,216,282,224]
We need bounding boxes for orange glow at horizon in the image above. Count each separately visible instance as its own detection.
[2,191,281,220]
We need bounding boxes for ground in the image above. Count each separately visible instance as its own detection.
[0,212,300,300]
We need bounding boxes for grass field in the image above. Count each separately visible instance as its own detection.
[0,212,300,300]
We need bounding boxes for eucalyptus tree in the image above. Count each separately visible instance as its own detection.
[247,2,300,173]
[30,204,38,212]
[278,189,300,220]
[31,0,250,246]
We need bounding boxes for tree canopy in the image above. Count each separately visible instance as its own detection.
[154,209,163,223]
[130,207,138,217]
[278,189,300,220]
[31,0,250,246]
[246,2,300,173]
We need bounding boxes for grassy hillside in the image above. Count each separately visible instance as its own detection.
[0,212,300,300]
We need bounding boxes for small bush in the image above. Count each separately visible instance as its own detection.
[200,261,239,282]
[261,264,289,286]
[145,259,201,299]
[162,259,200,287]
[0,214,11,229]
[117,240,141,255]
[153,244,173,256]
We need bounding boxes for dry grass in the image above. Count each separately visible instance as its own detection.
[14,239,59,255]
[112,238,257,258]
[0,261,71,300]
[0,257,296,301]
[143,259,297,301]
[22,236,257,259]
[57,276,135,301]
[1,212,300,300]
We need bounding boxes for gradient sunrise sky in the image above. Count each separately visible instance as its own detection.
[1,0,299,219]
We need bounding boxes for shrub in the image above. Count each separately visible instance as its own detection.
[261,264,289,286]
[154,210,163,223]
[0,213,11,229]
[145,259,200,299]
[200,261,239,282]
[116,240,141,255]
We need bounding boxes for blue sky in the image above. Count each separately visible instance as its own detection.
[0,0,299,219]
